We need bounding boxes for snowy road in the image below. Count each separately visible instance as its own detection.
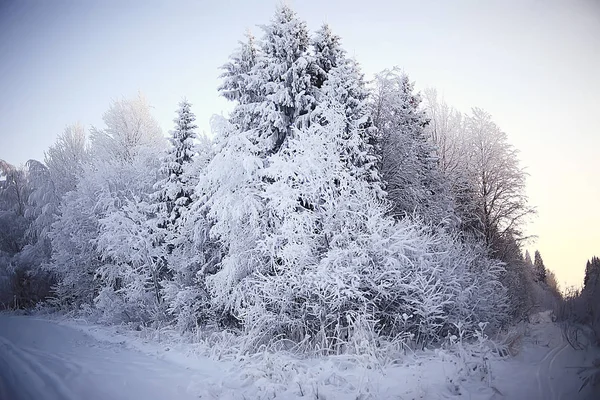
[1,314,599,400]
[0,315,218,400]
[489,318,600,400]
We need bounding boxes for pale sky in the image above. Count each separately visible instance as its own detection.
[1,0,598,289]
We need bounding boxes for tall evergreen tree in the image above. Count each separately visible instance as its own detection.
[252,4,317,154]
[533,250,547,283]
[311,24,346,89]
[584,256,600,292]
[524,250,533,266]
[146,100,202,326]
[164,140,217,332]
[371,69,451,224]
[218,5,317,156]
[315,58,383,196]
[219,32,260,132]
[309,23,382,195]
[201,6,322,319]
[154,99,198,234]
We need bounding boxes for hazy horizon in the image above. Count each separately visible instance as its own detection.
[1,0,598,289]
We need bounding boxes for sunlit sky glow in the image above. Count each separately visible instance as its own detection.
[1,0,598,289]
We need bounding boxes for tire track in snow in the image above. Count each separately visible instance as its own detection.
[548,343,568,400]
[17,344,86,383]
[550,344,571,400]
[0,336,79,400]
[536,340,566,400]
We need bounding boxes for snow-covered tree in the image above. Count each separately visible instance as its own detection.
[422,89,480,233]
[311,24,346,89]
[250,4,317,154]
[496,233,534,321]
[422,91,538,320]
[48,173,102,308]
[463,108,535,255]
[315,58,383,196]
[49,95,165,320]
[19,160,60,303]
[219,31,260,132]
[202,5,320,322]
[581,256,600,343]
[152,101,216,331]
[153,99,198,245]
[584,256,600,293]
[524,250,533,267]
[0,160,28,220]
[0,159,58,308]
[371,69,452,225]
[195,116,266,325]
[24,160,59,252]
[533,250,547,283]
[0,161,30,307]
[95,196,162,322]
[44,123,88,198]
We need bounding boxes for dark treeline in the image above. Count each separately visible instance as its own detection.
[557,257,600,344]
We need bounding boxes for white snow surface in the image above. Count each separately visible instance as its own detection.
[0,313,598,399]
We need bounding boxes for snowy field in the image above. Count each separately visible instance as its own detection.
[0,313,598,400]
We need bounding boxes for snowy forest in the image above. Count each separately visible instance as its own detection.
[1,5,596,361]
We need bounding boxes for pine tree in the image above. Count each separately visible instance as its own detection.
[315,58,383,196]
[218,5,317,156]
[533,250,547,283]
[524,250,533,266]
[219,32,261,132]
[371,69,451,224]
[311,24,346,89]
[154,99,198,234]
[307,23,383,196]
[584,256,600,292]
[202,6,320,318]
[252,4,317,154]
[162,133,215,332]
[144,99,202,325]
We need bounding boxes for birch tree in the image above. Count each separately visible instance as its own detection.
[464,108,535,254]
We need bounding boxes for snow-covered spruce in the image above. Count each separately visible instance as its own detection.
[371,68,453,225]
[315,57,383,198]
[155,100,217,332]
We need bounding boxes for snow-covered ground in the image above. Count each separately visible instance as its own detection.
[0,313,598,399]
